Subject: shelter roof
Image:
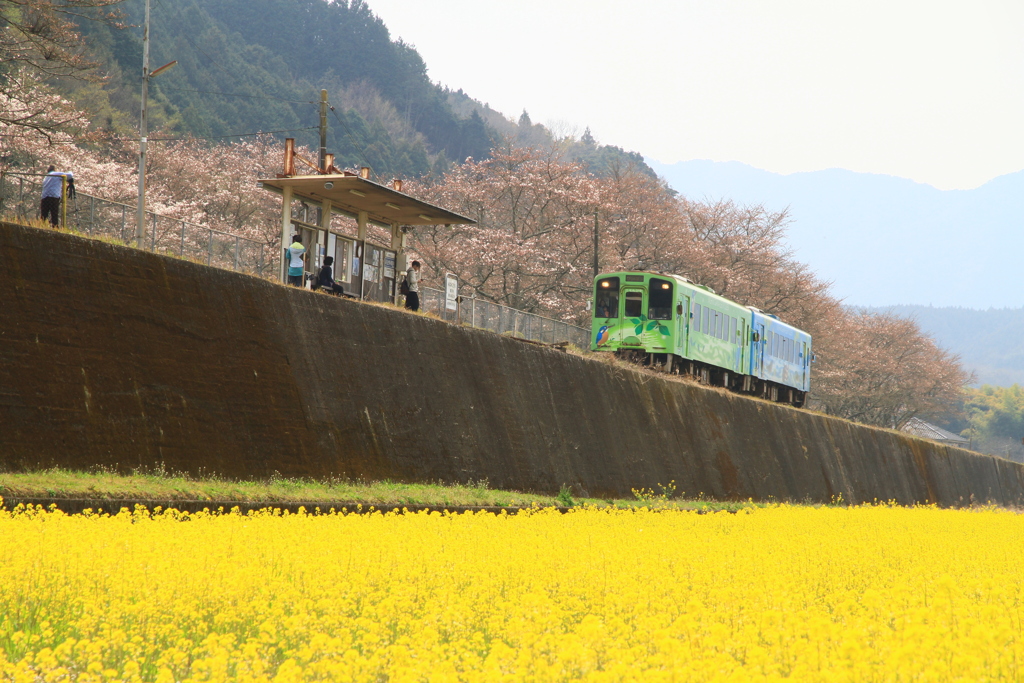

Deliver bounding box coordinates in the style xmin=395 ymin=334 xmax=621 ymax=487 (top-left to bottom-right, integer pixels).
xmin=258 ymin=174 xmax=475 ymax=228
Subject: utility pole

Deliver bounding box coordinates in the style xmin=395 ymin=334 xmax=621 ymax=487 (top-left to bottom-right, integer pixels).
xmin=136 ymin=0 xmax=175 ymax=247
xmin=592 ymin=208 xmax=600 ymax=279
xmin=314 ymin=89 xmax=329 ymax=264
xmin=319 ymin=89 xmax=328 ymax=171
xmin=135 ymin=0 xmax=150 ymax=246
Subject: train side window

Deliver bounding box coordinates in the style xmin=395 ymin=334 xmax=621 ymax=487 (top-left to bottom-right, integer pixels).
xmin=694 ymin=304 xmax=702 ymax=332
xmin=703 ymin=306 xmax=710 ymax=334
xmin=648 ymin=278 xmax=672 ymax=320
xmin=769 ymin=332 xmax=776 ymax=357
xmin=595 ymin=277 xmax=620 ymax=318
xmin=715 ymin=312 xmax=723 ymax=339
xmin=730 ymin=317 xmax=737 ymax=345
xmin=624 ymin=290 xmax=643 ymax=318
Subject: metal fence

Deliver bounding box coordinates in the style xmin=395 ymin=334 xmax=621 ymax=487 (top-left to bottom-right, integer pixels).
xmin=0 ymin=174 xmax=275 ymax=278
xmin=0 ymin=173 xmax=589 ymax=348
xmin=419 ymin=286 xmax=590 ymax=348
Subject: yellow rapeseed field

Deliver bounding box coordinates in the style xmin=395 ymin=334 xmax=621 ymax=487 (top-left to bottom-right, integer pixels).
xmin=2 ymin=503 xmax=1023 ymax=682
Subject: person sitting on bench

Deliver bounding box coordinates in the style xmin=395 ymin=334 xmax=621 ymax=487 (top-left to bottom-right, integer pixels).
xmin=317 ymin=256 xmax=347 ymax=296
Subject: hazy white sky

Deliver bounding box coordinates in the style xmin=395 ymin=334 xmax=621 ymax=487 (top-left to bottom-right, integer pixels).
xmin=365 ymin=0 xmax=1024 ymax=190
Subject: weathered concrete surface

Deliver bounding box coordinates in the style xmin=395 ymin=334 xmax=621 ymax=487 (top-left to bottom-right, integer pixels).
xmin=3 ymin=222 xmax=1023 ymax=505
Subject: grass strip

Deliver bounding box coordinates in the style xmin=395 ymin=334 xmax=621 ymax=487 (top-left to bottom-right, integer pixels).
xmin=0 ymin=468 xmax=756 ymax=512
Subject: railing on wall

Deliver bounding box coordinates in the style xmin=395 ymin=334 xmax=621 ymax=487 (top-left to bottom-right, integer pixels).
xmin=419 ymin=286 xmax=590 ymax=348
xmin=0 ymin=175 xmax=275 ymax=278
xmin=1 ymin=173 xmax=590 ymax=349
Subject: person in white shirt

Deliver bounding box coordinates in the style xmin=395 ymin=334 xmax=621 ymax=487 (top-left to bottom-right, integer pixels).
xmin=40 ymin=165 xmax=74 ymax=227
xmin=285 ymin=235 xmax=305 ymax=286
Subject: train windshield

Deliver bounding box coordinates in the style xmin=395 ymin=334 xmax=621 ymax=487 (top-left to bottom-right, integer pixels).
xmin=595 ymin=277 xmax=620 ymax=318
xmin=649 ymin=278 xmax=672 ymax=320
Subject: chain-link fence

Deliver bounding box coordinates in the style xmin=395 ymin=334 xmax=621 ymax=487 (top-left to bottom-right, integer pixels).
xmin=419 ymin=286 xmax=590 ymax=348
xmin=0 ymin=174 xmax=275 ymax=278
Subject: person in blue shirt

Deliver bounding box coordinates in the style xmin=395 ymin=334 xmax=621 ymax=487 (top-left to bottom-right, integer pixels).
xmin=285 ymin=235 xmax=305 ymax=286
xmin=40 ymin=165 xmax=74 ymax=227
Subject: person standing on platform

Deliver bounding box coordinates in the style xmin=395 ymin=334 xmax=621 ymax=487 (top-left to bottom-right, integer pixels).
xmin=40 ymin=165 xmax=74 ymax=227
xmin=286 ymin=234 xmax=305 ymax=286
xmin=404 ymin=260 xmax=421 ymax=311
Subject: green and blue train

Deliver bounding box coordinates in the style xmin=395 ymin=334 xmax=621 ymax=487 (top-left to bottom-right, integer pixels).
xmin=591 ymin=271 xmax=812 ymax=406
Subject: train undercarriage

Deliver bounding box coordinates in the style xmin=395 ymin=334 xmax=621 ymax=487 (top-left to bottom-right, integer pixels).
xmin=615 ymin=350 xmax=807 ymax=408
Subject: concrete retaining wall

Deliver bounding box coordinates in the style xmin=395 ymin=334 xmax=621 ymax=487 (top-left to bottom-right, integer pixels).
xmin=3 ymin=223 xmax=1023 ymax=505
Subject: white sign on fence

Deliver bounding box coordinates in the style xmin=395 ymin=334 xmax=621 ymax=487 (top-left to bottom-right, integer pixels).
xmin=445 ymin=273 xmax=459 ymax=311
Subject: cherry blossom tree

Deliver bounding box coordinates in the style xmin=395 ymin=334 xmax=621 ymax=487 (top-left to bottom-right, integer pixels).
xmin=1 ymin=0 xmax=125 ymax=139
xmin=808 ymin=309 xmax=971 ymax=428
xmin=410 ymin=141 xmax=600 ymax=320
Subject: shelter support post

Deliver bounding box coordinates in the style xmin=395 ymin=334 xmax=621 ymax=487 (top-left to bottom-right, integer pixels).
xmin=356 ymin=211 xmax=368 ymax=300
xmin=279 ymin=185 xmax=293 ymax=283
xmin=357 ymin=211 xmax=367 ymax=242
xmin=319 ymin=198 xmax=332 ymax=274
xmin=391 ymin=222 xmax=407 ymax=304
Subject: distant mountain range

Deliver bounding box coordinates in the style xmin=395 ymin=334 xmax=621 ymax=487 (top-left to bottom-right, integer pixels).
xmin=647 ymin=159 xmax=1024 ymax=309
xmin=860 ymin=305 xmax=1024 ymax=388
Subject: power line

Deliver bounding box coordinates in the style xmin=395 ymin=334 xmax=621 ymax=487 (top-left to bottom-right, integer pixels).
xmin=148 ymin=126 xmax=318 ymax=141
xmin=157 ymin=86 xmax=315 ymax=105
xmin=2 ymin=126 xmax=317 ymax=144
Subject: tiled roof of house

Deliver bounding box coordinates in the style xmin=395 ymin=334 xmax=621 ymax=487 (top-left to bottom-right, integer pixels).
xmin=901 ymin=417 xmax=969 ymax=445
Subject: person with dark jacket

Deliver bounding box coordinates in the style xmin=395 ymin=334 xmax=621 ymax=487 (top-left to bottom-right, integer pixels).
xmin=317 ymin=256 xmax=346 ymax=296
xmin=404 ymin=260 xmax=421 ymax=311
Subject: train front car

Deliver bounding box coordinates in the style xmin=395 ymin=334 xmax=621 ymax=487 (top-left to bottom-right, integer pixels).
xmin=748 ymin=309 xmax=812 ymax=406
xmin=591 ymin=272 xmax=813 ymax=407
xmin=590 ymin=271 xmax=750 ymax=386
xmin=592 ymin=272 xmax=678 ymax=368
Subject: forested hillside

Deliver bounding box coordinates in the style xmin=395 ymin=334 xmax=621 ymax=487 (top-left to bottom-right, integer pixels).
xmin=67 ymin=0 xmax=652 ymax=181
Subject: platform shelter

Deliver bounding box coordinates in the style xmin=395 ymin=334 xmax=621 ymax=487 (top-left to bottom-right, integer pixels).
xmin=259 ymin=167 xmax=474 ymax=303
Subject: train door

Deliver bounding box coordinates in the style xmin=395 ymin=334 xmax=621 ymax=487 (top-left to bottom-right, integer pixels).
xmin=738 ymin=319 xmax=747 ymax=374
xmin=753 ymin=322 xmax=765 ymax=377
xmin=678 ymin=295 xmax=690 ymax=356
xmin=621 ymin=287 xmax=645 ymax=345
xmin=801 ymin=341 xmax=810 ymax=389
